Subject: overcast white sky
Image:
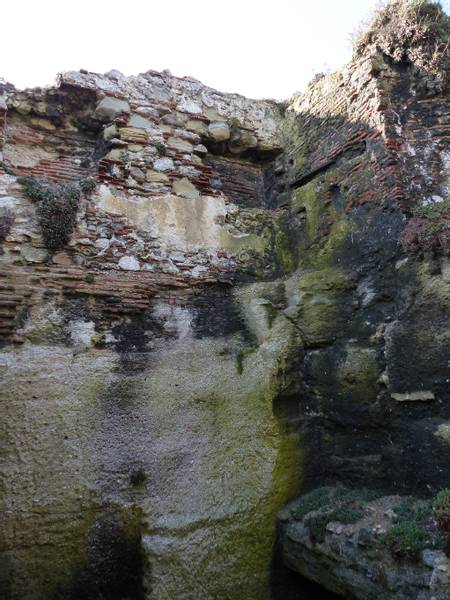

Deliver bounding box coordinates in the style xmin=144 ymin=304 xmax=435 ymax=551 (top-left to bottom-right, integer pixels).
xmin=3 ymin=0 xmax=450 ymax=99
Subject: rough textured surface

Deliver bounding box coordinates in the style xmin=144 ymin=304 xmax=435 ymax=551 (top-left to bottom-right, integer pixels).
xmin=2 ymin=2 xmax=450 ymax=598
xmin=0 ymin=70 xmax=301 ymax=600
xmin=274 ymin=2 xmax=450 ymax=596
xmin=280 ymin=493 xmax=450 ymax=599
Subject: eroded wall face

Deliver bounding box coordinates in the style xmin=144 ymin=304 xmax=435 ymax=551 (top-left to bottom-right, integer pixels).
xmin=0 ymin=71 xmax=301 ymax=600
xmin=277 ymin=49 xmax=450 ymax=495
xmin=269 ymin=35 xmax=450 ymax=599
xmin=2 ymin=26 xmax=450 ymax=600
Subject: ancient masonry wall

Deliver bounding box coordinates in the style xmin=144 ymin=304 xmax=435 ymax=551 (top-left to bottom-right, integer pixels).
xmin=1 ymin=15 xmax=450 ymax=600
xmin=0 ymin=69 xmax=301 ymax=600
xmin=0 ymin=69 xmax=283 ymax=344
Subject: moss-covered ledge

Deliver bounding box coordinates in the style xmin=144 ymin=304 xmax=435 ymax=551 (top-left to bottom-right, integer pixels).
xmin=278 ymin=487 xmax=450 ymax=599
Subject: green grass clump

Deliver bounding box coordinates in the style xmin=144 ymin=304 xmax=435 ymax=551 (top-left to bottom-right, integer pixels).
xmin=433 ymin=489 xmax=450 ymax=533
xmin=354 ymin=0 xmax=450 ymax=81
xmin=433 ymin=489 xmax=450 ymax=554
xmin=291 ymin=486 xmax=338 ymax=520
xmin=402 ymin=199 xmax=450 ymax=255
xmin=304 ymin=512 xmax=332 ymax=542
xmin=79 ymin=178 xmax=97 ymax=194
xmin=292 ymin=486 xmax=380 ymax=521
xmin=293 ymin=486 xmax=380 ymax=542
xmin=340 ymin=488 xmax=381 ymax=504
xmin=295 ymin=487 xmax=450 ymax=558
xmin=18 ymin=176 xmax=95 ymax=250
xmin=384 ymin=496 xmax=444 ymax=560
xmin=413 ymin=199 xmax=450 ymax=219
xmin=384 ymin=521 xmax=442 ymax=560
xmin=393 ymin=498 xmax=432 ymax=524
xmin=305 ymin=505 xmax=365 ymax=542
xmin=329 ymin=505 xmax=365 ymax=525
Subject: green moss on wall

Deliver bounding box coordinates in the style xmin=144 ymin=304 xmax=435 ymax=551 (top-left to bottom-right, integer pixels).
xmin=292 ymin=183 xmax=318 ymax=241
xmin=274 ymin=222 xmax=298 ymax=274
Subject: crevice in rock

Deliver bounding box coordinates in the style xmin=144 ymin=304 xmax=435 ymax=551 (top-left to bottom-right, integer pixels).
xmin=290 ymin=141 xmax=367 ymax=189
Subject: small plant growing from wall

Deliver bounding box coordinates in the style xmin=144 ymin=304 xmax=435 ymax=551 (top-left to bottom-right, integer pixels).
xmin=295 ymin=486 xmax=380 ymax=542
xmin=402 ymin=199 xmax=450 ymax=255
xmin=383 ymin=498 xmax=439 ymax=560
xmin=433 ymin=488 xmax=450 ymax=552
xmin=353 ymin=0 xmax=450 ymax=84
xmin=155 ymin=143 xmax=166 ymax=156
xmin=18 ymin=176 xmax=96 ymax=250
xmin=80 ymin=177 xmax=97 ymax=194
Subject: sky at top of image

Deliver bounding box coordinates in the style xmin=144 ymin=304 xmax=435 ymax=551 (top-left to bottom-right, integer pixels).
xmin=3 ymin=0 xmax=450 ymax=100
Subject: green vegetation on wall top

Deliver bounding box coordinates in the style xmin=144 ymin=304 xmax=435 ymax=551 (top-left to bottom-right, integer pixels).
xmin=292 ymin=486 xmax=450 ymax=560
xmin=354 ymin=0 xmax=450 ymax=81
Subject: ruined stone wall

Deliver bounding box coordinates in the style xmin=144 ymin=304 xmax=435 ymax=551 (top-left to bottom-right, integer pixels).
xmin=0 ymin=70 xmax=301 ymax=600
xmin=273 ymin=3 xmax=450 ymax=596
xmin=275 ymin=33 xmax=450 ymax=497
xmin=2 ymin=4 xmax=450 ymax=599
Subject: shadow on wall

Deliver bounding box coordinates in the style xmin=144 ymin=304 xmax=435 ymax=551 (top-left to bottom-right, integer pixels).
xmin=269 ymin=53 xmax=450 ymax=499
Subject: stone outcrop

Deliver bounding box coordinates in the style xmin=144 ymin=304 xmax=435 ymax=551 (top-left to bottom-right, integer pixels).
xmin=1 ymin=1 xmax=450 ymax=599
xmin=280 ymin=492 xmax=450 ymax=599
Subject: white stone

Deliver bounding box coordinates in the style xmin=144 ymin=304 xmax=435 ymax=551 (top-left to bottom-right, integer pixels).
xmin=153 ymin=157 xmax=174 ymax=172
xmin=176 ymin=97 xmax=202 ymax=114
xmin=208 ymin=121 xmax=230 ymax=142
xmin=146 ymin=170 xmax=170 ymax=183
xmin=178 ymin=165 xmax=200 ymax=178
xmin=190 ymin=265 xmax=208 ymax=278
xmin=395 ymin=257 xmax=409 ymax=270
xmin=20 ymin=244 xmax=48 ymax=263
xmin=0 ymin=174 xmax=17 ymax=186
xmin=67 ymin=319 xmax=96 ymax=348
xmin=135 ymin=106 xmax=159 ymax=119
xmin=0 ymin=196 xmax=17 ymax=208
xmin=194 ymin=144 xmax=208 ymax=156
xmin=103 ymin=124 xmax=118 ymax=140
xmin=434 ymin=423 xmax=450 ymax=444
xmin=153 ymin=303 xmax=192 ymax=340
xmin=94 ymin=238 xmax=110 ymax=250
xmin=167 ymin=137 xmax=194 ymax=153
xmin=391 ymin=391 xmax=435 ymax=401
xmin=160 ymin=261 xmax=179 ymax=274
xmin=94 ymin=97 xmax=130 ymax=122
xmin=105 ymin=69 xmax=125 ymax=80
xmin=118 ymin=255 xmax=140 ymax=271
xmin=186 ymin=119 xmax=208 ymax=134
xmin=128 ymin=113 xmax=159 ymax=133
xmin=172 ymin=177 xmax=200 ymax=200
